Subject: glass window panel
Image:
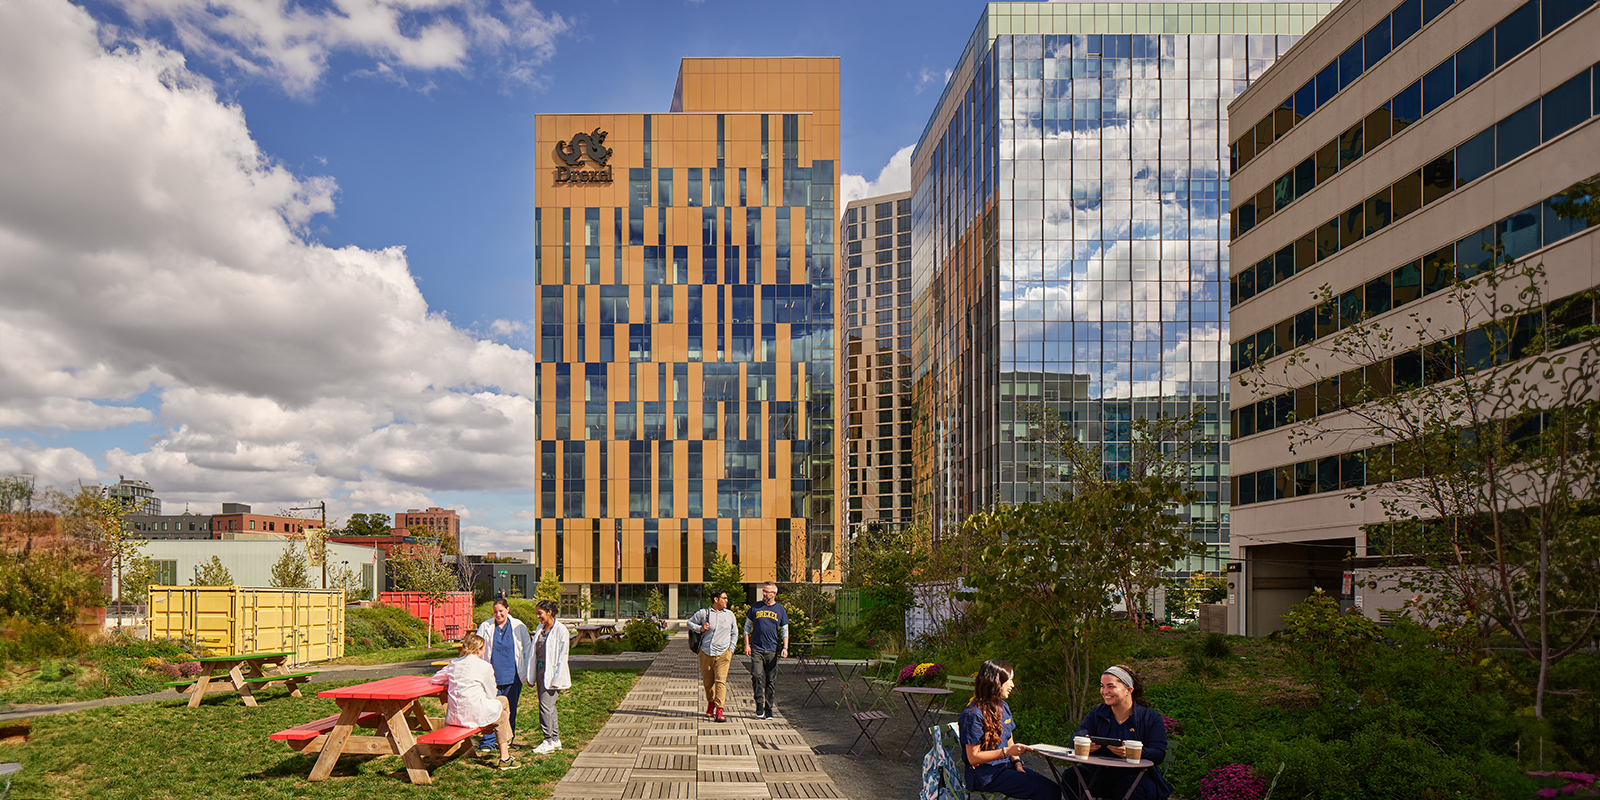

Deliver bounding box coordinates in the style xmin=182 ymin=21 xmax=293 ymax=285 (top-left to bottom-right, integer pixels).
xmin=1544 ymin=0 xmax=1596 ymax=35
xmin=1423 ymin=247 xmax=1455 ymax=294
xmin=1498 ymin=205 xmax=1541 ymax=262
xmin=1342 ymin=204 xmax=1365 ymax=247
xmin=1315 ymin=62 xmax=1339 ymax=108
xmin=1495 ymin=1 xmax=1539 ymax=68
xmin=1339 ymin=42 xmax=1364 ymax=91
xmin=1496 ymin=100 xmax=1541 ymax=166
xmin=1316 ymin=140 xmax=1339 ymax=184
xmin=1544 ymin=182 xmax=1595 ymax=244
xmin=1542 ymin=71 xmax=1592 ymax=143
xmin=1273 ymin=173 xmax=1293 ymax=212
xmin=1295 ymin=234 xmax=1316 ymax=274
xmin=1421 ymin=152 xmax=1455 ymax=204
xmin=1393 ymin=348 xmax=1423 ymax=388
xmin=1392 ymin=171 xmax=1423 ymax=219
xmin=1393 ymin=260 xmax=1422 ymax=305
xmin=1390 ymin=82 xmax=1422 ymax=134
xmin=1366 ymin=274 xmax=1393 ymax=316
xmin=1364 ymin=107 xmax=1392 ymax=150
xmin=1366 ymin=189 xmax=1392 ymax=235
xmin=1422 ymin=57 xmax=1455 ymax=115
xmin=1295 ymin=308 xmax=1316 ymax=347
xmin=1275 ymin=245 xmax=1295 ymax=284
xmin=1456 ymin=128 xmax=1495 ymax=184
xmin=1294 ymin=80 xmax=1315 ymax=121
xmin=1339 ymin=288 xmax=1364 ymax=329
xmin=1338 ymin=123 xmax=1364 ymax=168
xmin=1365 ymin=17 xmax=1392 ymax=69
xmin=1459 ymin=227 xmax=1491 ymax=280
xmin=1456 ymin=30 xmax=1494 ymax=92
xmin=1422 ymin=0 xmax=1453 ymax=25
xmin=1316 ymin=218 xmax=1340 ymax=261
xmin=1295 ymin=461 xmax=1317 ymax=495
xmin=1294 ymin=157 xmax=1316 ymax=201
xmin=1392 ymin=0 xmax=1423 ymax=45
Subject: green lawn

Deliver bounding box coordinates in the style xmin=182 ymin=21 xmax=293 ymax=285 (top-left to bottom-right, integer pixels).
xmin=327 ymin=647 xmax=461 ymax=666
xmin=0 ymin=668 xmax=640 ymax=799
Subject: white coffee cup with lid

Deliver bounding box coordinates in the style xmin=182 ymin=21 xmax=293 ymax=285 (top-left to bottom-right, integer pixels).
xmin=1072 ymin=736 xmax=1090 ymax=758
xmin=1123 ymin=739 xmax=1143 ymax=762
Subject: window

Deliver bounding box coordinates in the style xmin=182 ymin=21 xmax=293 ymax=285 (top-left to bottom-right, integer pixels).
xmin=1543 ymin=71 xmax=1592 ymax=143
xmin=1456 ymin=128 xmax=1495 ymax=184
xmin=1496 ymin=99 xmax=1541 ymax=166
xmin=1495 ymin=0 xmax=1539 ymax=69
xmin=1422 ymin=57 xmax=1455 ymax=115
xmin=1456 ymin=30 xmax=1494 ymax=91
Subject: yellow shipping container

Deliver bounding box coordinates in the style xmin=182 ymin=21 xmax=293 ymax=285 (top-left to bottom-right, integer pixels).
xmin=146 ymin=587 xmax=345 ymax=666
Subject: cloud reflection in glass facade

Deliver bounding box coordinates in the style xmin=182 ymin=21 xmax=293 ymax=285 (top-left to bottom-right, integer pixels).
xmin=911 ymin=3 xmax=1333 ymax=566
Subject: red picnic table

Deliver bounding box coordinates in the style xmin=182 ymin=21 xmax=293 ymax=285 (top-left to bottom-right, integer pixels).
xmin=269 ymin=674 xmax=490 ymax=785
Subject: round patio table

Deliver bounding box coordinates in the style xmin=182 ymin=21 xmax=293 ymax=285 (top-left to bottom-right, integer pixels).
xmin=1029 ymin=743 xmax=1154 ymax=800
xmin=892 ymin=686 xmax=952 ymax=756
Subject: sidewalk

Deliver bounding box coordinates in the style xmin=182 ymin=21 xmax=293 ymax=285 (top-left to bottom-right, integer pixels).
xmin=548 ymin=643 xmax=850 ymax=800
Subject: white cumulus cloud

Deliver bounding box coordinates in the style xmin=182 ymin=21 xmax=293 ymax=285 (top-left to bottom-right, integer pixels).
xmin=0 ymin=0 xmax=535 ymax=543
xmin=841 ymin=144 xmax=913 ymax=212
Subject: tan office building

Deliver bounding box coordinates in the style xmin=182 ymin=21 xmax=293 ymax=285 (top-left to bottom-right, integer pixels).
xmin=838 ymin=191 xmax=915 ymax=535
xmin=1226 ymin=0 xmax=1599 ymax=634
xmin=533 ymin=58 xmax=842 ymax=617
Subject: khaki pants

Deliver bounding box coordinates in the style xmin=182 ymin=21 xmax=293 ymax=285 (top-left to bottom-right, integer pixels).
xmin=493 ymin=695 xmax=513 ymax=746
xmin=698 ymin=649 xmax=732 ymax=709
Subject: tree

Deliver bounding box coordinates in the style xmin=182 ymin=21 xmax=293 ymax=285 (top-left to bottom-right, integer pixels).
xmin=268 ymin=542 xmax=310 ymax=588
xmin=390 ymin=545 xmax=456 ymax=646
xmin=1166 ymin=570 xmax=1227 ymax=620
xmin=1238 ymin=230 xmax=1600 ymax=718
xmin=961 ymin=500 xmax=1123 ymax=722
xmin=0 ymin=482 xmax=104 ymax=625
xmin=647 ymin=586 xmax=665 ymax=619
xmin=534 ymin=570 xmax=562 ymax=603
xmin=1020 ymin=403 xmax=1208 ymax=629
xmin=119 ymin=555 xmax=162 ymax=604
xmin=706 ymin=550 xmax=747 ymax=619
xmin=844 ymin=523 xmax=928 ymax=640
xmin=327 ymin=559 xmax=366 ymax=600
xmin=191 ymin=556 xmax=233 ymax=586
xmin=53 ymin=484 xmax=145 ymax=624
xmin=340 ymin=512 xmax=392 ymax=537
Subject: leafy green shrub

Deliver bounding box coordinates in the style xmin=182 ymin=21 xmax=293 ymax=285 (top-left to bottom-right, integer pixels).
xmin=594 ymin=638 xmax=621 ymax=655
xmin=1278 ymin=588 xmax=1381 ymax=671
xmin=472 ymin=598 xmax=540 ymax=627
xmin=622 ymin=618 xmax=667 ymax=652
xmin=0 ymin=619 xmax=86 ymax=664
xmin=346 ymin=606 xmax=432 ymax=653
xmin=788 ymin=611 xmax=816 ymax=647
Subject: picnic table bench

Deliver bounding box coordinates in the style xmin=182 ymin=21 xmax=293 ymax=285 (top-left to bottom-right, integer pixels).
xmin=572 ymin=623 xmax=619 ymax=645
xmin=165 ymin=651 xmax=318 ymax=708
xmin=270 ymin=674 xmax=487 ymax=785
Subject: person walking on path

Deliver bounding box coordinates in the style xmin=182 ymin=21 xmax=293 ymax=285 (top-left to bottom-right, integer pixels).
xmin=743 ymin=581 xmax=789 ymax=720
xmin=688 ymin=588 xmax=737 ymax=722
xmin=431 ymin=632 xmax=519 ymax=771
xmin=475 ymin=598 xmax=530 ymax=753
xmin=526 ymin=599 xmax=572 ymax=754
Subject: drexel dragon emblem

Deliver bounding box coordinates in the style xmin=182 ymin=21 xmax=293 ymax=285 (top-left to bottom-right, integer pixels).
xmin=554 ymin=128 xmax=612 ymax=167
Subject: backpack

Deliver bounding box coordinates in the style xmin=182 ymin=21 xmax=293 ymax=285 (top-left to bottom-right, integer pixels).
xmin=688 ymin=608 xmax=705 ymax=653
xmin=920 ymin=722 xmax=962 ymax=800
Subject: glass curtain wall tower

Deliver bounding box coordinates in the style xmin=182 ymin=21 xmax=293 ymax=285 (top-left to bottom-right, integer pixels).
xmin=911 ymin=2 xmax=1333 ymax=566
xmin=534 ymin=58 xmax=841 ymax=617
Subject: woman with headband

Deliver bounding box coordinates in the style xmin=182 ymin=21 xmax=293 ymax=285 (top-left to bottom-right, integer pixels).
xmin=1063 ymin=664 xmax=1172 ymax=800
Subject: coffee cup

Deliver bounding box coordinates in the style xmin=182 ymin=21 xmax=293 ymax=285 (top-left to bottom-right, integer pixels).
xmin=1124 ymin=740 xmax=1143 ymax=762
xmin=1072 ymin=736 xmax=1090 ymax=758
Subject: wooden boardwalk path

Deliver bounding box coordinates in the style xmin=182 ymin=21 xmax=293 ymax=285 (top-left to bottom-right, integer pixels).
xmin=550 ymin=644 xmax=852 ymax=800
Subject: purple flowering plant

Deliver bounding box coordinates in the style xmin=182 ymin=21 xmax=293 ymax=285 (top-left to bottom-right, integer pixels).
xmin=1162 ymin=714 xmax=1183 ymax=736
xmin=1528 ymin=771 xmax=1598 ymax=798
xmin=1197 ymin=763 xmax=1266 ymax=800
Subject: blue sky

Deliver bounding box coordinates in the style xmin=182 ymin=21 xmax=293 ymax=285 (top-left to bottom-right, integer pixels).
xmin=0 ymin=0 xmax=980 ymax=552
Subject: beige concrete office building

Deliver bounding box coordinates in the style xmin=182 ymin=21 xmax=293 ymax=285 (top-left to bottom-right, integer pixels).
xmin=1226 ymin=0 xmax=1600 ymax=634
xmin=838 ymin=191 xmax=914 ymax=536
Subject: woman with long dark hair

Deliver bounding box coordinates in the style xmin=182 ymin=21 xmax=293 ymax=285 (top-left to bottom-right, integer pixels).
xmin=1064 ymin=664 xmax=1172 ymax=800
xmin=956 ymin=659 xmax=1060 ymax=800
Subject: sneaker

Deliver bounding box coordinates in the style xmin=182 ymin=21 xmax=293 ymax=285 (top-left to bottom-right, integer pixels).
xmin=532 ymin=739 xmax=557 ymax=755
xmin=476 ymin=744 xmax=494 ymax=756
xmin=715 ymin=708 xmax=725 ymax=723
xmin=754 ymin=707 xmax=766 ymax=719
xmin=548 ymin=738 xmax=562 ymax=751
xmin=498 ymin=756 xmax=521 ymax=771
xmin=762 ymin=710 xmax=775 ymax=720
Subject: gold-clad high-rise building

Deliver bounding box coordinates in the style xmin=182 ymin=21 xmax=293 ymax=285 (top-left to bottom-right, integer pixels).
xmin=534 ymin=58 xmax=841 ymax=617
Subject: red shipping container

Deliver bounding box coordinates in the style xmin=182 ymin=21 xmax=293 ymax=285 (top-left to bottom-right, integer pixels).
xmin=378 ymin=591 xmax=473 ymax=640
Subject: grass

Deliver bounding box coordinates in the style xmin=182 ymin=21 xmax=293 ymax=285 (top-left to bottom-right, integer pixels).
xmin=0 ymin=667 xmax=640 ymax=799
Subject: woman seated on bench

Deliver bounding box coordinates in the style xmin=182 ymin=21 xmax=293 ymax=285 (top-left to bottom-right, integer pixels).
xmin=431 ymin=632 xmax=520 ymax=771
xmin=958 ymin=659 xmax=1059 ymax=800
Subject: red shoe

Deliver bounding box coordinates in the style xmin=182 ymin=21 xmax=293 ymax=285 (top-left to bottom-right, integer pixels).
xmin=715 ymin=708 xmax=725 ymax=723
xmin=705 ymin=701 xmax=714 ymax=718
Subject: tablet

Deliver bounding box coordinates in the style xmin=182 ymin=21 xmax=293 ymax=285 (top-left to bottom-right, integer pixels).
xmin=1088 ymin=736 xmax=1123 ymax=748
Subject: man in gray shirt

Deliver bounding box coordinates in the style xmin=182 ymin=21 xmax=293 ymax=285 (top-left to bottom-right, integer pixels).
xmin=688 ymin=588 xmax=737 ymax=722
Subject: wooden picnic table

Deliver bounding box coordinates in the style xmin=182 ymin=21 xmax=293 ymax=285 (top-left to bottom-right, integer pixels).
xmin=170 ymin=651 xmax=316 ymax=708
xmin=289 ymin=675 xmax=459 ymax=785
xmin=572 ymin=623 xmax=619 ymax=645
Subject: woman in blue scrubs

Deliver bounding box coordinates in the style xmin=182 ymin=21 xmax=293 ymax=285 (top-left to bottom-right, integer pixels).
xmin=956 ymin=659 xmax=1060 ymax=800
xmin=1064 ymin=664 xmax=1172 ymax=800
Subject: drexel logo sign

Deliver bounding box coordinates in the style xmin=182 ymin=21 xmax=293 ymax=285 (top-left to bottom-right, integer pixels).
xmin=552 ymin=128 xmax=613 ymax=184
